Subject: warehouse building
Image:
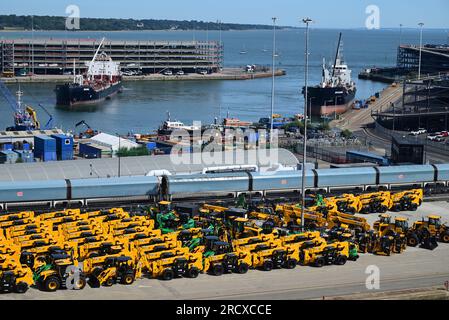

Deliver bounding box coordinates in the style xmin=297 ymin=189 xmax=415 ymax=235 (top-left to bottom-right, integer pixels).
xmin=0 ymin=148 xmax=299 ymax=182
xmin=0 ymin=38 xmax=223 ymax=76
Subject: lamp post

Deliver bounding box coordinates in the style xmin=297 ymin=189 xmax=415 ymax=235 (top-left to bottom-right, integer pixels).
xmin=31 ymin=15 xmax=34 ymax=75
xmin=301 ymin=17 xmax=312 ymax=231
xmin=270 ymin=17 xmax=277 ymax=144
xmin=418 ymin=22 xmax=424 ymax=80
xmin=116 ymin=133 xmax=121 ymax=177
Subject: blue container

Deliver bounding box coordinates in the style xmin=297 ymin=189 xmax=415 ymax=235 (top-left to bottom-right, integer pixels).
xmin=146 ymin=142 xmax=157 ymax=151
xmin=51 ymin=134 xmax=74 ymax=161
xmin=34 ymin=135 xmax=57 ymax=162
xmin=79 ymin=143 xmax=102 ymax=159
xmin=14 ymin=150 xmax=34 ymax=163
xmin=3 ymin=144 xmax=13 ymax=151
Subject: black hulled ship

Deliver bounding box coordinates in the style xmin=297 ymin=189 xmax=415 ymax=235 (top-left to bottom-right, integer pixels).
xmin=55 ymin=38 xmax=122 ymax=106
xmin=303 ymin=33 xmax=356 ymax=118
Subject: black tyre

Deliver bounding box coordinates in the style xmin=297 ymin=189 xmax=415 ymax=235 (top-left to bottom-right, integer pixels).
xmin=73 ymin=276 xmax=87 ymax=290
xmin=186 ymin=267 xmax=199 ymax=279
xmin=44 ymin=276 xmax=60 ymax=292
xmin=14 ymin=282 xmax=29 ymax=294
xmin=211 ymin=264 xmax=224 ymax=276
xmin=440 ymin=231 xmax=449 ymax=243
xmin=161 ymin=269 xmax=174 ymax=281
xmin=121 ymin=273 xmax=135 ymax=285
xmin=103 ymin=278 xmax=115 ymax=287
xmin=335 ymin=255 xmax=347 ymax=266
xmin=411 ymin=204 xmax=418 ymax=212
xmin=407 ymin=233 xmax=419 ymax=247
xmin=314 ymin=257 xmax=325 ymax=268
xmin=262 ymin=260 xmax=274 ymax=272
xmin=236 ymin=263 xmax=249 ymax=274
xmin=88 ymin=252 xmax=100 ymax=258
xmin=285 ymin=259 xmax=297 ymax=270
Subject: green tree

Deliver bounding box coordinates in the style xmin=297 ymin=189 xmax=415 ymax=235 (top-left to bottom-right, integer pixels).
xmin=341 ymin=129 xmax=353 ymax=139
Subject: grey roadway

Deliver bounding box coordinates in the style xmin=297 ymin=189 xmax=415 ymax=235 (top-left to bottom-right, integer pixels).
xmin=2 ymin=202 xmax=449 ymax=300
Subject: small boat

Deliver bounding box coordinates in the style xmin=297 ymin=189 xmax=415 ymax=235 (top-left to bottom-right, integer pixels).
xmin=240 ymin=45 xmax=248 ymax=55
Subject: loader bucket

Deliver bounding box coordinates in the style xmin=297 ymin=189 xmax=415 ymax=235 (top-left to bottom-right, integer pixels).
xmin=420 ymin=237 xmax=439 ymax=250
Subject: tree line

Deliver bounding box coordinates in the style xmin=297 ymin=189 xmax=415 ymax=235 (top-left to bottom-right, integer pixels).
xmin=0 ymin=15 xmax=292 ymax=31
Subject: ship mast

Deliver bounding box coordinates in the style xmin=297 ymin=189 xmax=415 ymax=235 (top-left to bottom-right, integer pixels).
xmin=331 ymin=32 xmax=342 ymax=77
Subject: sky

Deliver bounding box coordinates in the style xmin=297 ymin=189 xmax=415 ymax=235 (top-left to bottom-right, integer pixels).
xmin=1 ymin=0 xmax=448 ymax=29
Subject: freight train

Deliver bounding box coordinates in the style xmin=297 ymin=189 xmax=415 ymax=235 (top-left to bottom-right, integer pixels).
xmin=1 ymin=164 xmax=449 ymax=209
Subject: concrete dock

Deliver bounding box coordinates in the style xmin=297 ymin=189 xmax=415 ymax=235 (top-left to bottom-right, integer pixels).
xmin=0 ymin=68 xmax=286 ymax=83
xmin=2 ymin=201 xmax=449 ymax=300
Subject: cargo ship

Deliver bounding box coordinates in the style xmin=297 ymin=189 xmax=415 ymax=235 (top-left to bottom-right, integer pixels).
xmin=303 ymin=33 xmax=356 ymax=118
xmin=55 ymin=38 xmax=122 ymax=106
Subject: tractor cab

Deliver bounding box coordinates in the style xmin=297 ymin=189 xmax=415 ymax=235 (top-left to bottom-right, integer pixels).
xmin=104 ymin=256 xmax=132 ymax=269
xmin=158 ymin=201 xmax=172 ymax=213
xmin=394 ymin=217 xmax=409 ymax=232
xmin=378 ymin=214 xmax=391 ymax=225
xmin=428 ymin=216 xmax=442 ymax=228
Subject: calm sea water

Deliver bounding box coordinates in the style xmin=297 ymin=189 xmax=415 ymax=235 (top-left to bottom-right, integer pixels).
xmin=1 ymin=29 xmax=448 ymax=134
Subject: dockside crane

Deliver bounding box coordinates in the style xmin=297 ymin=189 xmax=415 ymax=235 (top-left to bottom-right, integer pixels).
xmin=0 ymin=79 xmax=53 ymax=131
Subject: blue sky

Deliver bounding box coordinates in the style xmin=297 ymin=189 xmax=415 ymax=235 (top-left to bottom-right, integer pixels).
xmin=1 ymin=0 xmax=448 ymax=29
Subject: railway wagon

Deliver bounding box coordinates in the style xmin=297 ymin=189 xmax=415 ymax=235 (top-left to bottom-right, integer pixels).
xmin=161 ymin=172 xmax=250 ymax=198
xmin=314 ymin=167 xmax=378 ymax=191
xmin=377 ymin=165 xmax=436 ymax=187
xmin=251 ymin=170 xmax=315 ymax=194
xmin=70 ymin=176 xmax=160 ymax=200
xmin=0 ymin=180 xmax=67 ymax=203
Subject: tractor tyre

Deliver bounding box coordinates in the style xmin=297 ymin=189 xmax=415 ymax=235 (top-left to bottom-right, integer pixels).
xmin=74 ymin=276 xmax=87 ymax=290
xmin=236 ymin=263 xmax=249 ymax=274
xmin=186 ymin=267 xmax=199 ymax=279
xmin=88 ymin=252 xmax=100 ymax=258
xmin=43 ymin=276 xmax=61 ymax=292
xmin=262 ymin=260 xmax=274 ymax=272
xmin=211 ymin=264 xmax=224 ymax=276
xmin=285 ymin=259 xmax=298 ymax=270
xmin=411 ymin=204 xmax=418 ymax=212
xmin=103 ymin=278 xmax=115 ymax=287
xmin=314 ymin=257 xmax=325 ymax=268
xmin=121 ymin=273 xmax=135 ymax=285
xmin=161 ymin=269 xmax=175 ymax=281
xmin=407 ymin=233 xmax=419 ymax=247
xmin=335 ymin=255 xmax=347 ymax=266
xmin=440 ymin=231 xmax=449 ymax=243
xmin=14 ymin=282 xmax=29 ymax=294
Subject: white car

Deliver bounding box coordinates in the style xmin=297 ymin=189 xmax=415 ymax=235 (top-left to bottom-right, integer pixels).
xmin=410 ymin=128 xmax=427 ymax=136
xmin=163 ymin=70 xmax=173 ymax=76
xmin=176 ymin=70 xmax=185 ymax=76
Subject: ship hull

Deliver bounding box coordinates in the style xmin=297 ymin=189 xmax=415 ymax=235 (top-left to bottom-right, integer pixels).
xmin=55 ymin=81 xmax=122 ymax=106
xmin=304 ymin=86 xmax=356 ymax=117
